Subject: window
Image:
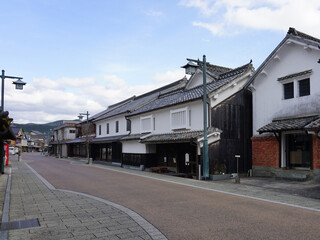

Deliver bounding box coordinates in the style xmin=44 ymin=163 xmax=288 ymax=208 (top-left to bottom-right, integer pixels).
xmin=126 ymin=119 xmax=131 ymax=131
xmin=140 ymin=115 xmax=153 ymax=133
xmin=153 ymin=117 xmax=156 ymax=131
xmin=299 ymin=78 xmax=310 ymax=97
xmin=106 ymin=123 xmax=109 ymax=134
xmin=278 ymin=69 xmax=312 ymax=100
xmin=283 ymin=82 xmax=294 ymax=99
xmin=116 ymin=121 xmax=119 ymax=133
xmin=99 ymin=125 xmax=101 ymax=135
xmin=69 ymin=130 xmax=75 ymax=134
xmin=170 ymin=107 xmax=189 ymax=130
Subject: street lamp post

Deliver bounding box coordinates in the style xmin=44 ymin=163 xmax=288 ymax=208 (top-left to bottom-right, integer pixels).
xmin=78 ymin=111 xmax=91 ymax=164
xmin=0 ymin=70 xmax=26 ymax=174
xmin=185 ymin=56 xmax=209 ymax=180
xmin=1 ymin=70 xmax=26 ymax=112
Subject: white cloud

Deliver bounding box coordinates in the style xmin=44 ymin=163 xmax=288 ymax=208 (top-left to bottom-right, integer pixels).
xmin=179 ymin=0 xmax=217 ymax=16
xmin=152 ymin=69 xmax=186 ymax=85
xmin=32 ymin=77 xmax=61 ymax=90
xmin=57 ymin=77 xmax=96 ymax=89
xmin=145 ymin=10 xmax=164 ymax=17
xmin=180 ymin=0 xmax=320 ymax=36
xmin=6 ymin=70 xmax=187 ymax=124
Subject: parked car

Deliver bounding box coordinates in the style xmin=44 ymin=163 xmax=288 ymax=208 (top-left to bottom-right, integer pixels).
xmin=9 ymin=147 xmax=15 ymax=155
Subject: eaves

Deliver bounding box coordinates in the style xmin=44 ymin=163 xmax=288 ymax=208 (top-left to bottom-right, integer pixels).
xmin=243 ymin=35 xmax=290 ymax=89
xmin=208 ymin=70 xmax=253 ymax=99
xmin=126 ymin=98 xmax=202 ymax=118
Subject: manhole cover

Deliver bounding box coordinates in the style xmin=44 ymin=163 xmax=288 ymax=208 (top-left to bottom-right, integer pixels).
xmin=0 ymin=218 xmax=40 ymax=231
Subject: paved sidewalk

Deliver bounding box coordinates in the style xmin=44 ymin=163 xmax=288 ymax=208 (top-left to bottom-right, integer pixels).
xmin=0 ymin=171 xmax=8 ymax=223
xmin=1 ymin=157 xmax=167 ymax=240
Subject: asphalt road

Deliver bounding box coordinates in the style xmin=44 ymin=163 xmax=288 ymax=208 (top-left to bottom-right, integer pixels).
xmin=25 ymin=153 xmax=320 ymax=240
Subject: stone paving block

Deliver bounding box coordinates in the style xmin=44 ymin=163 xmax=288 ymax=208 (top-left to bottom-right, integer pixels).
xmin=98 ymin=220 xmax=121 ymax=227
xmin=74 ymin=233 xmax=98 ymax=240
xmin=129 ymin=226 xmax=146 ymax=232
xmin=117 ymin=232 xmax=147 ymax=239
xmin=139 ymin=234 xmax=153 ymax=240
xmin=95 ymin=236 xmax=120 ymax=240
xmin=5 ymin=159 xmax=167 ymax=240
xmin=108 ymin=222 xmax=140 ymax=231
xmin=68 ymin=226 xmax=92 ymax=235
xmin=125 ymin=237 xmax=149 ymax=240
xmin=85 ymin=223 xmax=107 ymax=231
xmin=92 ymin=229 xmax=121 ymax=238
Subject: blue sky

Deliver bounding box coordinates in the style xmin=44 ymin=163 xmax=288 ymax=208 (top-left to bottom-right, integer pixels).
xmin=1 ymin=0 xmax=320 ymax=123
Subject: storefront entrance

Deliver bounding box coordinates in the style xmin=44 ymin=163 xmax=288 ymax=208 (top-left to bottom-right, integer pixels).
xmin=92 ymin=142 xmax=122 ymax=163
xmin=285 ymin=133 xmax=312 ymax=169
xmin=156 ymin=143 xmax=197 ymax=176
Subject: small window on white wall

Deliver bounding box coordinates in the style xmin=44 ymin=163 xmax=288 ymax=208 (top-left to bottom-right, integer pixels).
xmin=171 ymin=107 xmax=190 ymax=130
xmin=140 ymin=115 xmax=153 ymax=133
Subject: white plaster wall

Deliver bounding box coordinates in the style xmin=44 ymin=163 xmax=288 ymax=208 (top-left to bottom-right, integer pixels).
xmin=57 ymin=129 xmax=63 ymax=141
xmin=186 ymin=72 xmax=214 ymax=90
xmin=252 ymin=42 xmax=320 ymax=136
xmin=95 ymin=114 xmax=129 ymax=138
xmin=64 ymin=127 xmax=76 ymax=140
xmin=210 ymin=75 xmax=251 ymax=108
xmin=62 ymin=144 xmax=68 ymax=157
xmin=122 ymin=140 xmax=147 ymax=153
xmin=130 ymin=100 xmax=204 ymax=135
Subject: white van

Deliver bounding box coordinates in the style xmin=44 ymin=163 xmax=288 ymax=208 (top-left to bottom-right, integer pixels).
xmin=9 ymin=147 xmax=15 ymax=155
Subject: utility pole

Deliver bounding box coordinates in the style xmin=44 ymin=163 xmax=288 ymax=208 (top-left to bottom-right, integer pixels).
xmin=186 ymin=55 xmax=209 ymax=179
xmin=78 ymin=111 xmax=91 ymax=164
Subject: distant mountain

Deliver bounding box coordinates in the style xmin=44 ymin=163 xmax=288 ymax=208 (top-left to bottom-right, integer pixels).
xmin=12 ymin=120 xmax=64 ymax=133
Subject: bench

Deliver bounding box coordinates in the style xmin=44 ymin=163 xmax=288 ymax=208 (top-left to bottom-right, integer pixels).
xmin=150 ymin=167 xmax=168 ymax=174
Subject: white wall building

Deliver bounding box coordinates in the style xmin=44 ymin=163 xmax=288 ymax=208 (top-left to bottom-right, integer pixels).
xmin=244 ymin=28 xmax=320 ymax=180
xmin=90 ymin=79 xmax=188 ymax=164
xmin=51 ymin=120 xmax=79 ymax=158
xmin=122 ymin=61 xmax=253 ymax=176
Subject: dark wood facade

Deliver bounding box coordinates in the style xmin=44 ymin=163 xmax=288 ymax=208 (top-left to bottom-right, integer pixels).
xmin=91 ymin=142 xmax=122 ymax=163
xmin=156 ymin=143 xmax=197 ymax=175
xmin=122 ymin=143 xmax=197 ymax=176
xmin=210 ymin=89 xmax=252 ymax=174
xmin=122 ymin=153 xmax=157 ymax=168
xmin=68 ymin=143 xmax=86 ymax=158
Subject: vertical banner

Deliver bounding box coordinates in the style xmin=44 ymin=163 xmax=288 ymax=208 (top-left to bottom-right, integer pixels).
xmin=4 ymin=144 xmax=9 ymax=165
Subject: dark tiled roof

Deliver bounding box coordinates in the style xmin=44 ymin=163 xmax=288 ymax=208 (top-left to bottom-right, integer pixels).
xmin=305 ymin=117 xmax=320 ymax=130
xmin=258 ymin=116 xmax=319 ymax=133
xmin=244 ymin=27 xmax=320 ymax=89
xmin=205 ymin=63 xmax=232 ymax=76
xmin=94 ymin=78 xmax=187 ymax=121
xmin=128 ymin=62 xmax=252 ymax=116
xmin=91 ymin=135 xmax=127 ymax=143
xmin=89 ymin=96 xmax=135 ymax=121
xmin=140 ymin=128 xmax=221 ymax=143
xmin=66 ymin=138 xmax=86 ymax=144
xmin=183 ymin=60 xmax=232 ymax=77
xmin=121 ymin=133 xmax=149 ymax=141
xmin=277 ymin=69 xmax=312 ymax=81
xmin=94 ymin=92 xmax=159 ymax=121
xmin=288 ymin=27 xmax=320 ymax=44
xmin=11 ymin=127 xmax=22 ymax=136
